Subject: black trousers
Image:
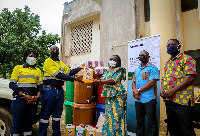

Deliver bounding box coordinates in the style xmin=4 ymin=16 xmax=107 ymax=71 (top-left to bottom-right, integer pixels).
xmin=165 ymin=100 xmax=196 ymax=136
xmin=135 ymin=99 xmax=157 ymax=136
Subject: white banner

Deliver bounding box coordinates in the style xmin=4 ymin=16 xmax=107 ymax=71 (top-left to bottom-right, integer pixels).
xmin=199 ymin=0 xmax=200 ymax=20
xmin=128 ymin=35 xmax=160 ymax=72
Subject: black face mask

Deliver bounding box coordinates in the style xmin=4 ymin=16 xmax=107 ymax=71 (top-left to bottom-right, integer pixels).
xmin=139 ymin=56 xmax=148 ymax=64
xmin=51 ymin=50 xmax=59 ymax=58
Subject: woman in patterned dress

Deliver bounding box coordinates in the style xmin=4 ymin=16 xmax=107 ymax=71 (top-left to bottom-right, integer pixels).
xmin=93 ymin=55 xmax=127 ymax=136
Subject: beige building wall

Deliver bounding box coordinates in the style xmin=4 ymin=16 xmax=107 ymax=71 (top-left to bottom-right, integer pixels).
xmin=140 ymin=0 xmax=145 ymax=37
xmin=100 ymin=0 xmax=136 ymax=69
xmin=175 ymin=0 xmax=184 ymax=50
xmin=149 ymin=0 xmax=177 ymax=133
xmin=64 ymin=14 xmax=100 ymax=66
xmin=139 ymin=0 xmax=151 ymax=38
xmin=61 ymin=0 xmax=101 ymax=66
xmin=182 ymin=9 xmax=200 ymax=51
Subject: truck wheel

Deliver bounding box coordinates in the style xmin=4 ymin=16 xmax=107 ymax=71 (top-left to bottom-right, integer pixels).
xmin=0 ymin=107 xmax=12 ymax=136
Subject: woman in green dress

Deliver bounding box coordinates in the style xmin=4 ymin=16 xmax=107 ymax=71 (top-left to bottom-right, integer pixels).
xmin=93 ymin=55 xmax=127 ymax=136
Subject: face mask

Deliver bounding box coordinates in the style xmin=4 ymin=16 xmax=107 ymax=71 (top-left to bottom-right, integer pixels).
xmin=51 ymin=50 xmax=59 ymax=58
xmin=26 ymin=57 xmax=37 ymax=65
xmin=109 ymin=60 xmax=117 ymax=68
xmin=167 ymin=45 xmax=179 ymax=55
xmin=139 ymin=56 xmax=148 ymax=64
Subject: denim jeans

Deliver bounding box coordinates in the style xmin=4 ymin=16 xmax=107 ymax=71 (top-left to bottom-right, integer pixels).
xmin=135 ymin=99 xmax=157 ymax=136
xmin=165 ymin=100 xmax=196 ymax=136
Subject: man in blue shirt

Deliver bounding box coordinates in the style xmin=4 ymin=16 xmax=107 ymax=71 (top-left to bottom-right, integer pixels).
xmin=132 ymin=50 xmax=159 ymax=136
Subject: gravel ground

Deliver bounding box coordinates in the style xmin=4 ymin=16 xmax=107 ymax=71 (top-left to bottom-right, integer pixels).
xmin=32 ymin=106 xmax=66 ymax=136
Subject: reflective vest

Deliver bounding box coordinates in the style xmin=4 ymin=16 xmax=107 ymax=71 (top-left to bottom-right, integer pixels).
xmin=10 ymin=64 xmax=43 ymax=92
xmin=43 ymin=57 xmax=70 ymax=87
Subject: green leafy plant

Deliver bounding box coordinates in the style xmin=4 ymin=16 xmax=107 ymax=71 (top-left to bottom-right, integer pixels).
xmin=0 ymin=6 xmax=60 ymax=78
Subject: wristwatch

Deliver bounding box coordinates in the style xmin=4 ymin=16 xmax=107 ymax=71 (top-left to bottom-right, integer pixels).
xmin=138 ymin=88 xmax=141 ymax=94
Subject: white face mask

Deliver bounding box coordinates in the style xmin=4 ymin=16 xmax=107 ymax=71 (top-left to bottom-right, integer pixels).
xmin=26 ymin=57 xmax=37 ymax=65
xmin=108 ymin=60 xmax=117 ymax=68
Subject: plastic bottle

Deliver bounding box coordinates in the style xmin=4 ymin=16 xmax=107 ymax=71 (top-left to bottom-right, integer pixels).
xmin=85 ymin=126 xmax=96 ymax=136
xmin=85 ymin=125 xmax=90 ymax=135
xmin=82 ymin=68 xmax=93 ymax=83
xmin=66 ymin=124 xmax=75 ymax=136
xmin=76 ymin=125 xmax=85 ymax=136
xmin=96 ymin=126 xmax=102 ymax=136
xmin=97 ymin=112 xmax=105 ymax=127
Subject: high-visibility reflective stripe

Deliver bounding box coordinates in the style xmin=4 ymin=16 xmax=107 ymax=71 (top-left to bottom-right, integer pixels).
xmin=18 ymin=75 xmax=39 ymax=80
xmin=40 ymin=119 xmax=49 ymax=123
xmin=37 ymin=81 xmax=43 ymax=85
xmin=17 ymin=83 xmax=37 ymax=88
xmin=23 ymin=131 xmax=32 ymax=136
xmin=53 ymin=70 xmax=60 ymax=76
xmin=13 ymin=134 xmax=20 ymax=136
xmin=10 ymin=79 xmax=17 ymax=83
xmin=52 ymin=117 xmax=60 ymax=121
xmin=66 ymin=71 xmax=70 ymax=75
xmin=43 ymin=76 xmax=64 ymax=81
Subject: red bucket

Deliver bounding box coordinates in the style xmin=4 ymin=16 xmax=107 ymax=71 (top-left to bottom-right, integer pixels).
xmin=97 ymin=84 xmax=105 ymax=104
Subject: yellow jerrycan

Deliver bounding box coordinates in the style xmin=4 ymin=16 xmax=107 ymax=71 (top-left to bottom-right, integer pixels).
xmin=82 ymin=68 xmax=93 ymax=83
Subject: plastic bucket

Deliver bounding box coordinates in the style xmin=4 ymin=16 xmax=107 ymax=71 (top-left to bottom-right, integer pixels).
xmin=74 ymin=72 xmax=93 ymax=104
xmin=64 ymin=101 xmax=74 ymax=124
xmin=66 ymin=81 xmax=74 ymax=102
xmin=92 ymin=85 xmax=98 ymax=102
xmin=72 ymin=103 xmax=95 ymax=125
xmin=97 ymin=84 xmax=105 ymax=104
xmin=95 ymin=103 xmax=105 ymax=123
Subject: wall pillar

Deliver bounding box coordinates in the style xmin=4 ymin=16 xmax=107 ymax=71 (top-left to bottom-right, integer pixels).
xmin=149 ymin=0 xmax=177 ymax=133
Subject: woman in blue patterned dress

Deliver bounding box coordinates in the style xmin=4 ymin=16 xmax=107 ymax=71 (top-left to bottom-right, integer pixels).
xmin=93 ymin=55 xmax=127 ymax=136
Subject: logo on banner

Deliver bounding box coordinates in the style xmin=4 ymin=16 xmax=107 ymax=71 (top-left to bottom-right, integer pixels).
xmin=130 ymin=44 xmax=144 ymax=48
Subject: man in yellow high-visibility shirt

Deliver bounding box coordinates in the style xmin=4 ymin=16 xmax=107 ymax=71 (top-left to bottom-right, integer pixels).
xmin=39 ymin=45 xmax=84 ymax=136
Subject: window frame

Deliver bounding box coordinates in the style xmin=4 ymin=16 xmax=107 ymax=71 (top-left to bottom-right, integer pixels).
xmin=181 ymin=0 xmax=198 ymax=12
xmin=144 ymin=0 xmax=150 ymax=22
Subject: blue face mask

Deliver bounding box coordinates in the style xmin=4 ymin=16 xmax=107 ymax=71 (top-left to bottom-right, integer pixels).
xmin=167 ymin=45 xmax=179 ymax=55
